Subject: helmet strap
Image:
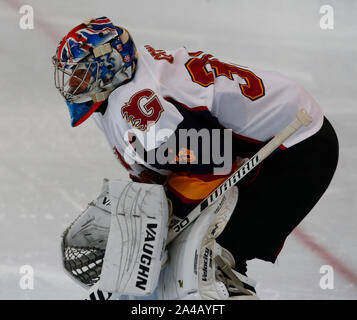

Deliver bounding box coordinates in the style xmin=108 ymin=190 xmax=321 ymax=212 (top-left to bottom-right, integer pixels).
xmin=91 ymin=90 xmax=113 ymax=103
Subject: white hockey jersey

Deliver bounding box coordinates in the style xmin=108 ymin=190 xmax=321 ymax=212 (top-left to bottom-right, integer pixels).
xmin=92 ymin=45 xmax=323 ymax=201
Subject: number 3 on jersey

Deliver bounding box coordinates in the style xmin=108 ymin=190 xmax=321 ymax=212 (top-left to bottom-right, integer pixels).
xmin=185 ymin=52 xmax=265 ymax=101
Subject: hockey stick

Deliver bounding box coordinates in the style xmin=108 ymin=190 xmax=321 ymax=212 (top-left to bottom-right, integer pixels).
xmin=167 ymin=109 xmax=312 ymax=244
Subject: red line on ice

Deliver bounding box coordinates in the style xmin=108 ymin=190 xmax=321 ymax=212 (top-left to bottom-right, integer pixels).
xmin=293 ymin=227 xmax=357 ymax=287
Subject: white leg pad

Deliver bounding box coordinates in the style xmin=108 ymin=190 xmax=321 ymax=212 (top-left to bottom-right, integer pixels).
xmin=157 ymin=187 xmax=242 ymax=300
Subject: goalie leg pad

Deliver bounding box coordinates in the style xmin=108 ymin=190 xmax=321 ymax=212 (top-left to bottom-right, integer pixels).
xmin=99 ymin=180 xmax=169 ymax=296
xmin=157 ymin=186 xmax=257 ymax=300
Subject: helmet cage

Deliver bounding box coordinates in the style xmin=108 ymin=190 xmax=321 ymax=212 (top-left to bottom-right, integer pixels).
xmin=53 ymin=58 xmax=102 ymax=103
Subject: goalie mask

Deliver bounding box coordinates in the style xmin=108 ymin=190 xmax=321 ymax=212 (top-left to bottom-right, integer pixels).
xmin=52 ymin=17 xmax=137 ymax=127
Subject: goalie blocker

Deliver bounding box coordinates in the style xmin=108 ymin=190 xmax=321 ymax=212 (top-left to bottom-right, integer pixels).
xmin=99 ymin=180 xmax=169 ymax=296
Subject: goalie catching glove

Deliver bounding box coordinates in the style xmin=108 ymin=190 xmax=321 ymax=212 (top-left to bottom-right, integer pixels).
xmin=61 ymin=179 xmax=111 ymax=287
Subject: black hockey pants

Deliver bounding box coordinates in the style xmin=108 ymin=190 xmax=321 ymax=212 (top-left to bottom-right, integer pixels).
xmin=217 ymin=116 xmax=339 ymax=265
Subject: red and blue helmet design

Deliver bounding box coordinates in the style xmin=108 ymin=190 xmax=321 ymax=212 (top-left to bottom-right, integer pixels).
xmin=53 ymin=17 xmax=137 ymax=127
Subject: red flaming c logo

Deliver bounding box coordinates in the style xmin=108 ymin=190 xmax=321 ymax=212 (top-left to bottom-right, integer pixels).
xmin=121 ymin=89 xmax=164 ymax=131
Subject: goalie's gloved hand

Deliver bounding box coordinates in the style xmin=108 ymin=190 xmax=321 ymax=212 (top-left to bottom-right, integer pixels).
xmin=64 ymin=179 xmax=111 ymax=251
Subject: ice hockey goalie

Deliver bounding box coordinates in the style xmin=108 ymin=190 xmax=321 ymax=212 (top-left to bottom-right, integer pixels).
xmin=54 ymin=17 xmax=339 ymax=299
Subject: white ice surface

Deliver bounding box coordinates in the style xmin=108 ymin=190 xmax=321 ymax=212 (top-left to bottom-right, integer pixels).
xmin=0 ymin=0 xmax=356 ymax=299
